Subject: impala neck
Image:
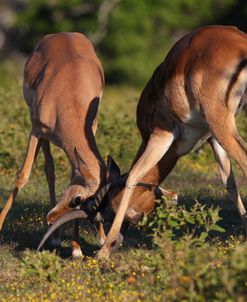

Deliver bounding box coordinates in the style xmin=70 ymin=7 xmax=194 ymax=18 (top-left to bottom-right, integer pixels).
xmin=65 ymin=135 xmax=106 ymax=193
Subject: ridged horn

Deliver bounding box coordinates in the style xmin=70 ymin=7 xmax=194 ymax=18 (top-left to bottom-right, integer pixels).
xmin=87 ymin=177 xmax=126 ymax=212
xmin=37 ymin=210 xmax=88 ymax=251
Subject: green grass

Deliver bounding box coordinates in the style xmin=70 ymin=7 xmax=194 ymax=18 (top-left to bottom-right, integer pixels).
xmin=0 ymin=64 xmax=247 ymax=301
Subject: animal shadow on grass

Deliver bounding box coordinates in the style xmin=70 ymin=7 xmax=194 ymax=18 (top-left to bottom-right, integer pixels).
xmin=0 ymin=192 xmax=244 ymax=258
xmin=0 ymin=198 xmax=150 ymax=258
xmin=0 ymin=199 xmax=96 ymax=257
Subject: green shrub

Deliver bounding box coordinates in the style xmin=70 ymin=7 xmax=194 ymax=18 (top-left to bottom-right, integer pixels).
xmin=137 ymin=199 xmax=247 ymax=301
xmin=140 ymin=198 xmax=225 ymax=244
xmin=21 ymin=250 xmax=62 ymax=282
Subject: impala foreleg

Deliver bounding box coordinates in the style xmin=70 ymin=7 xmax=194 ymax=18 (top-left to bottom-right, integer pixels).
xmin=71 ymin=219 xmax=83 ymax=258
xmin=94 ymin=212 xmax=107 ymax=246
xmin=97 ymin=129 xmax=175 ymax=259
xmin=42 ymin=140 xmax=62 ymax=247
xmin=42 ymin=140 xmax=56 ymax=207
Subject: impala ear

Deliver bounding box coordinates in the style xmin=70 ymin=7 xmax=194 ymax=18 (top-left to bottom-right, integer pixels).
xmin=106 ymin=155 xmax=121 ymax=182
xmin=74 ymin=147 xmax=97 ymax=184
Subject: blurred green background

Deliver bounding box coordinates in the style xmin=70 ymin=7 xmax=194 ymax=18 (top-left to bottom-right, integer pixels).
xmin=0 ymin=0 xmax=247 ymax=86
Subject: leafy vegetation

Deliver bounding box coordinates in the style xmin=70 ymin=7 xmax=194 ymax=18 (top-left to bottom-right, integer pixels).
xmin=139 ymin=198 xmax=225 ymax=242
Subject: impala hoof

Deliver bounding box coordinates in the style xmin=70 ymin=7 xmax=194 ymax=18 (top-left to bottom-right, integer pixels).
xmin=96 ymin=247 xmax=110 ymax=260
xmin=72 ymin=248 xmax=83 ymax=259
xmin=71 ymin=240 xmax=83 ymax=259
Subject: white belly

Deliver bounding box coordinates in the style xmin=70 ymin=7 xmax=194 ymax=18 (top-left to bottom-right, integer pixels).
xmin=176 ymin=125 xmax=211 ymax=156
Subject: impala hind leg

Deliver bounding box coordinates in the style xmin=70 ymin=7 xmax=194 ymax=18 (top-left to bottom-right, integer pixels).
xmin=42 ymin=141 xmax=56 ymax=208
xmin=207 ymin=113 xmax=247 ymax=237
xmin=97 ymin=129 xmax=175 ymax=259
xmin=0 ymin=133 xmax=40 ymax=230
xmin=209 ymin=136 xmax=247 ymax=236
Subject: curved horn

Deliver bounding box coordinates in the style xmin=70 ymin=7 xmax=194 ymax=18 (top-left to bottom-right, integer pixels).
xmin=86 ymin=183 xmax=112 ymax=212
xmin=93 ymin=183 xmax=112 ymax=207
xmin=37 ymin=210 xmax=88 ymax=251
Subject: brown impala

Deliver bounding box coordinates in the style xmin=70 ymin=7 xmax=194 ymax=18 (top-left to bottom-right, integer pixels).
xmin=1 ymin=32 xmax=171 ymax=256
xmin=39 ymin=25 xmax=247 ymax=258
xmin=0 ymin=32 xmax=108 ymax=257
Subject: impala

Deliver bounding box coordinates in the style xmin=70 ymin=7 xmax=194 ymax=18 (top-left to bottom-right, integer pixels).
xmin=1 ymin=32 xmax=171 ymax=256
xmin=39 ymin=25 xmax=247 ymax=258
xmin=0 ymin=32 xmax=108 ymax=257
xmin=95 ymin=25 xmax=247 ymax=258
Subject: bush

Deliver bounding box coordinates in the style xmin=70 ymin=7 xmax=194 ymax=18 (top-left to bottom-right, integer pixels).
xmin=137 ymin=199 xmax=247 ymax=301
xmin=21 ymin=250 xmax=62 ymax=282
xmin=140 ymin=198 xmax=225 ymax=244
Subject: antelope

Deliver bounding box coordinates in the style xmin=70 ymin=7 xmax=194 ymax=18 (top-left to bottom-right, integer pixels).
xmin=0 ymin=32 xmax=108 ymax=257
xmin=1 ymin=32 xmax=173 ymax=256
xmin=38 ymin=25 xmax=247 ymax=258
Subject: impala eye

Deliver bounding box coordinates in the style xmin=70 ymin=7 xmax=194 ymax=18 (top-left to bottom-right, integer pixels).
xmin=69 ymin=196 xmax=82 ymax=208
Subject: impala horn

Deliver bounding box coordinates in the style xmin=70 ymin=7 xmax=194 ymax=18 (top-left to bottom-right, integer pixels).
xmin=86 ymin=177 xmax=126 ymax=212
xmin=86 ymin=183 xmax=113 ymax=212
xmin=37 ymin=178 xmax=126 ymax=251
xmin=37 ymin=210 xmax=88 ymax=251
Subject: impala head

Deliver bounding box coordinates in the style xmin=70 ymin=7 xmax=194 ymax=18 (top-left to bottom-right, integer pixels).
xmin=47 ymin=154 xmax=178 ymax=225
xmin=47 ymin=179 xmax=95 ymax=225
xmin=47 ymin=151 xmax=120 ymax=225
xmin=47 ymin=148 xmax=102 ymax=225
xmin=102 ymin=177 xmax=178 ymax=224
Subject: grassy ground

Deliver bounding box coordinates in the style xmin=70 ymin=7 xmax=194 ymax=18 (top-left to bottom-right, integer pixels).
xmin=0 ymin=62 xmax=247 ymax=301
